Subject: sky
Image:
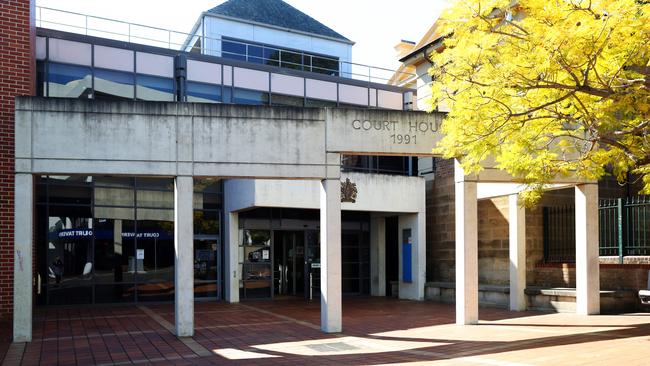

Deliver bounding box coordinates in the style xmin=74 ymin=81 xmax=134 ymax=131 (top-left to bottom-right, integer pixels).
xmin=35 ymin=0 xmax=449 ymax=71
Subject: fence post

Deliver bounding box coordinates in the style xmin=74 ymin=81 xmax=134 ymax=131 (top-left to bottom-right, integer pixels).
xmin=543 ymin=207 xmax=549 ymax=262
xmin=617 ymin=198 xmax=624 ymax=264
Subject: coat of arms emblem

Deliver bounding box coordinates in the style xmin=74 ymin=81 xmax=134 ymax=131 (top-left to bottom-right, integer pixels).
xmin=340 ymin=178 xmax=358 ymax=203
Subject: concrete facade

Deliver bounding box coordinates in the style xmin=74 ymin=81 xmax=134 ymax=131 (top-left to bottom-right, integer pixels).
xmin=13 ymin=98 xmax=440 ymax=340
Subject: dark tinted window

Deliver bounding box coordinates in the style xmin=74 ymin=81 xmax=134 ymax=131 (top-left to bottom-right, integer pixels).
xmin=233 ymin=88 xmax=268 ymax=105
xmin=222 ymin=40 xmax=246 ymax=61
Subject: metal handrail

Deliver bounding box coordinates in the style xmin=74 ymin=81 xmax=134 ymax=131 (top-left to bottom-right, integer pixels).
xmin=36 ymin=6 xmax=415 ymax=84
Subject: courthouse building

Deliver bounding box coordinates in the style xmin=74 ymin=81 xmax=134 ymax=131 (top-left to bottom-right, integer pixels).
xmin=0 ymin=0 xmax=639 ymax=345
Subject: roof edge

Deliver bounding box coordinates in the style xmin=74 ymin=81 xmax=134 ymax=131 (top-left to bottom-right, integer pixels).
xmin=204 ymin=12 xmax=355 ymax=46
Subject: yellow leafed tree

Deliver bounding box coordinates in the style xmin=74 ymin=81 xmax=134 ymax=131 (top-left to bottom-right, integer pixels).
xmin=430 ymin=0 xmax=650 ymax=202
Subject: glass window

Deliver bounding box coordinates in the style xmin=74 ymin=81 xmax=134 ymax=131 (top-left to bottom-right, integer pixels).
xmin=242 ymin=230 xmax=271 ymax=246
xmin=194 ymin=210 xmax=219 ymax=235
xmin=136 ymin=218 xmax=174 ymax=302
xmin=312 ymin=56 xmax=339 ymax=76
xmin=306 ymin=98 xmax=337 ymax=108
xmin=48 ymin=63 xmax=92 ymax=98
xmin=233 ymin=88 xmax=268 ymax=105
xmin=222 ymin=40 xmax=246 ymax=61
xmin=94 ymin=68 xmax=134 ymax=101
xmin=194 ymin=239 xmax=218 ymax=298
xmin=136 ymin=74 xmax=174 ymax=101
xmin=187 ymin=81 xmax=222 ymax=103
xmin=45 ymin=208 xmax=93 ymax=305
xmin=271 ymin=94 xmax=304 ymax=107
xmin=93 ymin=218 xmax=136 ymax=285
xmin=94 ymin=187 xmax=134 ymax=207
xmin=263 ymin=47 xmax=280 ymax=67
xmin=223 ymin=86 xmax=232 ymax=103
xmin=36 ymin=60 xmax=45 ymax=96
xmin=247 ymin=45 xmax=264 ymax=64
xmin=136 ymin=190 xmax=174 ymax=209
xmin=280 ymin=50 xmax=302 ymax=70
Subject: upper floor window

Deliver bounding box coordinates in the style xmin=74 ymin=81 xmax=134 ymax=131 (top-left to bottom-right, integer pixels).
xmin=221 ymin=38 xmax=339 ymax=76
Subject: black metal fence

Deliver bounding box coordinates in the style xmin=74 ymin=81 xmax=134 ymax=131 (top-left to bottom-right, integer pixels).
xmin=543 ymin=196 xmax=650 ymax=263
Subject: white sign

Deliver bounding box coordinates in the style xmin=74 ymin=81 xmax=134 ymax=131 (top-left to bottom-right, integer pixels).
xmin=262 ymin=249 xmax=269 ymax=260
xmin=136 ymin=249 xmax=145 ymax=260
xmin=311 ymin=262 xmax=321 ymax=268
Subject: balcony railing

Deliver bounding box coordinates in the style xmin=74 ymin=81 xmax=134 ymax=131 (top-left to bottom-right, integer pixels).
xmin=35 ymin=6 xmax=414 ymax=85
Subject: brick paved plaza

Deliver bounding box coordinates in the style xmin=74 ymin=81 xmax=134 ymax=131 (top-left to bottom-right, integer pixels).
xmin=0 ymin=298 xmax=649 ymax=365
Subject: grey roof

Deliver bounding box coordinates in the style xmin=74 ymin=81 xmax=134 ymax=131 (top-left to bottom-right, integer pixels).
xmin=207 ymin=0 xmax=352 ymax=43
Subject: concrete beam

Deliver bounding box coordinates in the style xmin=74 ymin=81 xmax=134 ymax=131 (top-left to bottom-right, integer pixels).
xmin=455 ymin=173 xmax=478 ymax=325
xmin=508 ymin=194 xmax=526 ymax=311
xmin=320 ymin=178 xmax=342 ymax=333
xmin=13 ymin=173 xmax=33 ymax=342
xmin=575 ymin=184 xmax=600 ymax=315
xmin=174 ymin=176 xmax=194 ymax=337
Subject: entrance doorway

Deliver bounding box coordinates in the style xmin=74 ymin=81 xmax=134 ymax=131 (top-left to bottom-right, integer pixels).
xmin=273 ymin=231 xmax=305 ymax=297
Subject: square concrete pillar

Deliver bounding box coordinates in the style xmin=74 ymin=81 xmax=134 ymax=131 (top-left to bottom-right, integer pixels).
xmin=455 ymin=177 xmax=478 ymax=325
xmin=575 ymin=184 xmax=600 ymax=315
xmin=174 ymin=176 xmax=194 ymax=337
xmin=320 ymin=178 xmax=342 ymax=333
xmin=398 ymin=213 xmax=426 ymax=300
xmin=224 ymin=211 xmax=239 ymax=303
xmin=370 ymin=216 xmax=386 ymax=297
xmin=509 ymin=194 xmax=526 ymax=311
xmin=14 ymin=173 xmax=33 ymax=342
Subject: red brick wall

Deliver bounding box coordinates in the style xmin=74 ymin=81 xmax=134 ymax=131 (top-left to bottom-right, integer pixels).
xmin=0 ymin=0 xmax=35 ymax=318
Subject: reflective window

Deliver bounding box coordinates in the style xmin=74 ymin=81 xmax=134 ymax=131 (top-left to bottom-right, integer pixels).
xmin=94 ymin=68 xmax=134 ymax=101
xmin=306 ymin=98 xmax=337 ymax=108
xmin=222 ymin=40 xmax=246 ymax=61
xmin=247 ymin=45 xmax=264 ymax=64
xmin=187 ymin=81 xmax=222 ymax=103
xmin=312 ymin=56 xmax=339 ymax=76
xmin=48 ymin=63 xmax=92 ymax=98
xmin=280 ymin=50 xmax=302 ymax=70
xmin=136 ymin=74 xmax=174 ymax=101
xmin=272 ymin=94 xmax=304 ymax=107
xmin=233 ymin=88 xmax=269 ymax=105
xmin=35 ymin=176 xmax=190 ymax=305
xmin=221 ymin=38 xmax=339 ymax=75
xmin=194 ymin=178 xmax=222 ymax=299
xmin=136 ymin=218 xmax=174 ymax=302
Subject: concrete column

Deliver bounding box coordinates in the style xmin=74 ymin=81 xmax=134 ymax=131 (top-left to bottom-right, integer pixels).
xmin=398 ymin=213 xmax=426 ymax=300
xmin=320 ymin=178 xmax=342 ymax=333
xmin=174 ymin=176 xmax=194 ymax=337
xmin=575 ymin=184 xmax=600 ymax=315
xmin=508 ymin=194 xmax=526 ymax=311
xmin=455 ymin=178 xmax=478 ymax=325
xmin=370 ymin=216 xmax=386 ymax=296
xmin=13 ymin=173 xmax=33 ymax=342
xmin=224 ymin=211 xmax=239 ymax=303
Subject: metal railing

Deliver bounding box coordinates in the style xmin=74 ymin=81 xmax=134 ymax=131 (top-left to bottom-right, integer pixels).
xmin=600 ymin=196 xmax=650 ymax=260
xmin=543 ymin=196 xmax=650 ymax=263
xmin=35 ymin=6 xmax=415 ymax=85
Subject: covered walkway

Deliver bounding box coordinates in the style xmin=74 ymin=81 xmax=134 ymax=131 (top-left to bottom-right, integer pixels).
xmin=2 ymin=298 xmax=650 ymax=365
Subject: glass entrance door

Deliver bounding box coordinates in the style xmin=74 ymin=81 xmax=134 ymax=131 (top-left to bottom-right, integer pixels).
xmin=273 ymin=231 xmax=305 ymax=297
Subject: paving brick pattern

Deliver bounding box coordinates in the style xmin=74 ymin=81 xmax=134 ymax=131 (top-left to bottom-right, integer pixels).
xmin=1 ymin=298 xmax=650 ymax=365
